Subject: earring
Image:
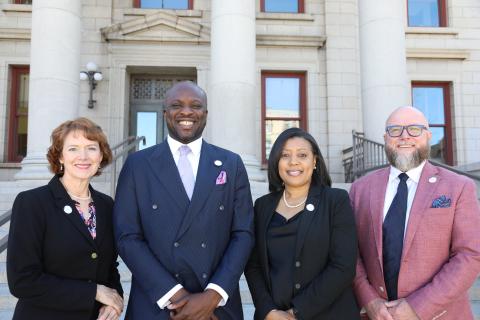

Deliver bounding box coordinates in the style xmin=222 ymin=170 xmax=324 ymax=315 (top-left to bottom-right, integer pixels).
xmin=60 ymin=163 xmax=64 ymax=171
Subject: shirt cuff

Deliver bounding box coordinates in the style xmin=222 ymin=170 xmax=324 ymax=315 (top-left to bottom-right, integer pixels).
xmin=205 ymin=283 xmax=229 ymax=307
xmin=157 ymin=284 xmax=183 ymax=309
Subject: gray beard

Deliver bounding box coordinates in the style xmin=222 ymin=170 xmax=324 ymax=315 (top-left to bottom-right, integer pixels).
xmin=385 ymin=143 xmax=430 ymax=172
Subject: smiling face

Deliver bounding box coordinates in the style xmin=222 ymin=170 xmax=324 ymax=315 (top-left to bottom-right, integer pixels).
xmin=384 ymin=107 xmax=432 ymax=172
xmin=278 ymin=137 xmax=317 ymax=189
xmin=60 ymin=130 xmax=103 ymax=184
xmin=164 ymin=82 xmax=208 ymax=144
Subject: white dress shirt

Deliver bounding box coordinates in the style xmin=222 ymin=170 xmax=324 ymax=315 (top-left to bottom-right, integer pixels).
xmin=383 ymin=161 xmax=427 ymax=235
xmin=157 ymin=135 xmax=228 ymax=310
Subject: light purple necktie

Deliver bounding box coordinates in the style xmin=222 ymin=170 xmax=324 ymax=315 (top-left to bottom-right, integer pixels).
xmin=178 ymin=145 xmax=195 ymax=200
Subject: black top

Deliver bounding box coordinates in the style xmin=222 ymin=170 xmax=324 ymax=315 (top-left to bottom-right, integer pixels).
xmin=7 ymin=175 xmax=122 ymax=320
xmin=245 ymin=185 xmax=360 ymax=320
xmin=267 ymin=210 xmax=304 ymax=309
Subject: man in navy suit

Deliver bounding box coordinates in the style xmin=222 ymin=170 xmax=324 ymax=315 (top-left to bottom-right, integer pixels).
xmin=113 ymin=81 xmax=254 ymax=319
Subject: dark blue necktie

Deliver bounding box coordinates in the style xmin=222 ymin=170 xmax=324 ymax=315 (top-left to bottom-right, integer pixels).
xmin=383 ymin=172 xmax=409 ymax=301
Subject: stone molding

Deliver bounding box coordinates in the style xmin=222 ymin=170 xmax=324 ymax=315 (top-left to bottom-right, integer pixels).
xmin=0 ymin=3 xmax=32 ymax=13
xmin=406 ymin=27 xmax=459 ymax=36
xmin=101 ymin=10 xmax=210 ymax=43
xmin=256 ymin=34 xmax=326 ymax=48
xmin=406 ymin=48 xmax=469 ymax=60
xmin=256 ymin=12 xmax=314 ymax=21
xmin=123 ymin=8 xmax=202 ymax=18
xmin=0 ymin=28 xmax=30 ymax=40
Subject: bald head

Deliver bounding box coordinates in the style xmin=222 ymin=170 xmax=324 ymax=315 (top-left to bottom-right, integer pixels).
xmin=165 ymin=81 xmax=207 ymax=108
xmin=385 ymin=106 xmax=429 ymax=128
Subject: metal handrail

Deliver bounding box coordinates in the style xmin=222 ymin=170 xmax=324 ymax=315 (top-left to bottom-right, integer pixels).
xmin=0 ymin=209 xmax=12 ymax=253
xmin=0 ymin=136 xmax=146 ymax=254
xmin=107 ymin=136 xmax=146 ymax=197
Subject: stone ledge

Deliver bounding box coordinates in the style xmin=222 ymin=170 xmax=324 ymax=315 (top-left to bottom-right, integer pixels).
xmin=0 ymin=28 xmax=30 ymax=40
xmin=406 ymin=27 xmax=459 ymax=36
xmin=123 ymin=8 xmax=202 ymax=18
xmin=0 ymin=4 xmax=32 ymax=13
xmin=406 ymin=48 xmax=469 ymax=60
xmin=256 ymin=12 xmax=314 ymax=21
xmin=257 ymin=34 xmax=326 ymax=47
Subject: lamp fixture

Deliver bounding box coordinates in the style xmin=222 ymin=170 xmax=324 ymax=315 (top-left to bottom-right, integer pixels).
xmin=80 ymin=62 xmax=103 ymax=108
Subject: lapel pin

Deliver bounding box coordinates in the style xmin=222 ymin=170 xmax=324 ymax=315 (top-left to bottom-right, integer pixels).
xmin=428 ymin=176 xmax=437 ymax=183
xmin=64 ymin=205 xmax=73 ymax=214
xmin=214 ymin=160 xmax=222 ymax=167
xmin=306 ymin=204 xmax=315 ymax=212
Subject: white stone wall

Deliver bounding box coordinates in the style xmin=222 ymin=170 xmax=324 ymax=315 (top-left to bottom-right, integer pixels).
xmin=0 ymin=0 xmax=479 ymax=181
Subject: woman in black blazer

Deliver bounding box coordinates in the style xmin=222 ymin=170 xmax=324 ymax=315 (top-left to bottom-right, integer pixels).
xmin=7 ymin=118 xmax=123 ymax=320
xmin=245 ymin=128 xmax=359 ymax=320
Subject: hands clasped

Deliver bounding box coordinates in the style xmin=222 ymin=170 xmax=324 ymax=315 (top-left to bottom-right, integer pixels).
xmin=167 ymin=288 xmax=222 ymax=320
xmin=95 ymin=284 xmax=123 ymax=320
xmin=265 ymin=309 xmax=296 ymax=320
xmin=365 ymin=298 xmax=419 ymax=320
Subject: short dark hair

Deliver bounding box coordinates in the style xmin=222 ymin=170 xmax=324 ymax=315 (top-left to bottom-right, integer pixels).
xmin=267 ymin=127 xmax=332 ymax=192
xmin=47 ymin=117 xmax=112 ymax=176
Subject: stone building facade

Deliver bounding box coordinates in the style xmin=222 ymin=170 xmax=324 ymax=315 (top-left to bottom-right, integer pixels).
xmin=0 ymin=0 xmax=479 ymax=184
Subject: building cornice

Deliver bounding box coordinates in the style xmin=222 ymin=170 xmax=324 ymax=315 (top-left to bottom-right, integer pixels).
xmin=101 ymin=10 xmax=210 ymax=44
xmin=0 ymin=4 xmax=32 ymax=13
xmin=256 ymin=34 xmax=326 ymax=48
xmin=0 ymin=28 xmax=30 ymax=40
xmin=406 ymin=48 xmax=469 ymax=60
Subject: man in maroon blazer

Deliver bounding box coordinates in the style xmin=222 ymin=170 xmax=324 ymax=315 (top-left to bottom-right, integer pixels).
xmin=350 ymin=106 xmax=480 ymax=320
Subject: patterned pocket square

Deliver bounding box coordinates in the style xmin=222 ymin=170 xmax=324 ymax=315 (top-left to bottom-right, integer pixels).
xmin=431 ymin=195 xmax=451 ymax=208
xmin=216 ymin=171 xmax=227 ymax=185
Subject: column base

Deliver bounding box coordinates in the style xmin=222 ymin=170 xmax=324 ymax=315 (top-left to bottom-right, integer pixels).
xmin=14 ymin=155 xmax=53 ymax=180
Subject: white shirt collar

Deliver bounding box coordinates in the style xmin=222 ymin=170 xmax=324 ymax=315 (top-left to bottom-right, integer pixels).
xmin=167 ymin=135 xmax=203 ymax=157
xmin=389 ymin=160 xmax=427 ymax=184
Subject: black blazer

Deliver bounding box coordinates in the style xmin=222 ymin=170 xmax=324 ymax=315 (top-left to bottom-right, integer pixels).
xmin=7 ymin=175 xmax=123 ymax=320
xmin=245 ymin=185 xmax=360 ymax=320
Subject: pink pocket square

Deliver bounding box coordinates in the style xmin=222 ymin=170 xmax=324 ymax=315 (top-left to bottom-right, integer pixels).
xmin=216 ymin=171 xmax=227 ymax=185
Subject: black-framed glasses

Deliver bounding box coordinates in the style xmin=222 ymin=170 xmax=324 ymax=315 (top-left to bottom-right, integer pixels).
xmin=385 ymin=124 xmax=428 ymax=137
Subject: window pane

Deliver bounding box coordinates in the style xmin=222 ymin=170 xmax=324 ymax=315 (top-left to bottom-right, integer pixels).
xmin=266 ymin=77 xmax=300 ymax=118
xmin=429 ymin=127 xmax=446 ymax=163
xmin=141 ymin=0 xmax=188 ymax=9
xmin=265 ymin=0 xmax=298 ymax=13
xmin=408 ymin=0 xmax=440 ymax=27
xmin=15 ymin=73 xmax=29 ymax=159
xmin=265 ymin=120 xmax=299 ymax=159
xmin=137 ymin=112 xmax=157 ymax=150
xmin=412 ymin=87 xmax=445 ymax=124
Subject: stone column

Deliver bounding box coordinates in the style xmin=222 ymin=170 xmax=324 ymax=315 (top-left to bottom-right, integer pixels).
xmin=16 ymin=0 xmax=81 ymax=180
xmin=359 ymin=0 xmax=409 ymax=142
xmin=209 ymin=0 xmax=260 ymax=177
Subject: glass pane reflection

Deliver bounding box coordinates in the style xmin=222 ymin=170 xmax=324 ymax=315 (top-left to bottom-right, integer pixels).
xmin=266 ymin=77 xmax=300 ymax=118
xmin=265 ymin=120 xmax=299 ymax=159
xmin=412 ymin=87 xmax=445 ymax=124
xmin=137 ymin=112 xmax=157 ymax=150
xmin=265 ymin=0 xmax=299 ymax=13
xmin=408 ymin=0 xmax=440 ymax=27
xmin=429 ymin=127 xmax=445 ymax=163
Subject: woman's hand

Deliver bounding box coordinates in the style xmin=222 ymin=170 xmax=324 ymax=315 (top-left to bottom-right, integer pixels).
xmin=95 ymin=284 xmax=124 ymax=315
xmin=265 ymin=309 xmax=296 ymax=320
xmin=97 ymin=305 xmax=120 ymax=320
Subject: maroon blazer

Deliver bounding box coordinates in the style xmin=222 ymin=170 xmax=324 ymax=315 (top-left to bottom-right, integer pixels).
xmin=350 ymin=161 xmax=480 ymax=320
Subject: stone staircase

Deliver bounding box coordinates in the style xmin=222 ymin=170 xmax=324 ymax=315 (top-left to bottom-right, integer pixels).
xmin=1 ymin=178 xmax=480 ymax=319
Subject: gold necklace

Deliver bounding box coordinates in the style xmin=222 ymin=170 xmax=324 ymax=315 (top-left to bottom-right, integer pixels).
xmin=283 ymin=191 xmax=308 ymax=208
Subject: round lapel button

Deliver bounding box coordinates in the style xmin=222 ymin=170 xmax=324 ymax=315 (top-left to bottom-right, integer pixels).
xmin=64 ymin=205 xmax=72 ymax=214
xmin=306 ymin=204 xmax=315 ymax=212
xmin=214 ymin=160 xmax=222 ymax=167
xmin=428 ymin=176 xmax=437 ymax=183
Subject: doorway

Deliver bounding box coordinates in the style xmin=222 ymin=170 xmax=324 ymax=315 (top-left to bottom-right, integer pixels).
xmin=129 ymin=74 xmax=196 ymax=149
